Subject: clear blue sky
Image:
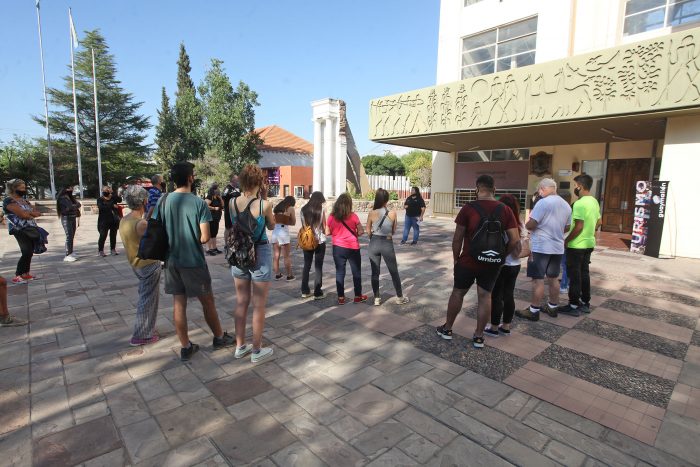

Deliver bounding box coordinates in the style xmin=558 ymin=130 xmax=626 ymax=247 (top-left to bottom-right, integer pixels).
xmin=0 ymin=0 xmax=439 ymax=156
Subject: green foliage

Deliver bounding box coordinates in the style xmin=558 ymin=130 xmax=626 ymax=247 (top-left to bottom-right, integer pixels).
xmin=0 ymin=137 xmax=50 ymax=196
xmin=198 ymin=59 xmax=261 ymax=173
xmin=154 ymin=87 xmax=177 ymax=173
xmin=365 ymin=190 xmax=376 ymax=201
xmin=174 ymin=43 xmax=204 ymax=161
xmin=388 ymin=190 xmax=399 ymax=200
xmin=33 ymin=30 xmax=150 ymax=194
xmin=361 ymin=152 xmax=405 ymax=176
xmin=402 ymin=149 xmax=432 ymax=187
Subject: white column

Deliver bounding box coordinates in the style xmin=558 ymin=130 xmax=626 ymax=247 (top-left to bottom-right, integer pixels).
xmin=323 ymin=117 xmax=335 ymax=197
xmin=336 ymin=122 xmax=347 ymax=197
xmin=313 ymin=119 xmax=323 ymax=193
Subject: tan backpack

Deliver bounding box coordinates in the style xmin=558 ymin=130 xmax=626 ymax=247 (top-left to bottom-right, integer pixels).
xmin=297 ymin=224 xmax=319 ymax=251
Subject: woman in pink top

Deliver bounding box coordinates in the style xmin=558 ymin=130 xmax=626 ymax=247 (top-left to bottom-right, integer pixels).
xmin=325 ymin=193 xmax=367 ymax=305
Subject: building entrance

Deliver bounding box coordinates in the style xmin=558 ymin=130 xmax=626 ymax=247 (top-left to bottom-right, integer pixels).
xmin=602 ymin=158 xmax=650 ymax=233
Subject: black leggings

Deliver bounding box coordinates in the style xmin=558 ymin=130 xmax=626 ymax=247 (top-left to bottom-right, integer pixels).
xmin=98 ymin=224 xmax=118 ymax=252
xmin=368 ymin=236 xmax=403 ymax=297
xmin=491 ymin=264 xmax=521 ymax=325
xmin=13 ymin=231 xmax=34 ymax=276
xmin=332 ymin=245 xmax=362 ymax=298
xmin=302 ymin=242 xmax=326 ymax=296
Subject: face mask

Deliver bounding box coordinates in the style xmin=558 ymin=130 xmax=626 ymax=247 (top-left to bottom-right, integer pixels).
xmin=574 ymin=187 xmax=581 ymax=197
xmin=103 ymin=191 xmax=110 ymax=197
xmin=15 ymin=190 xmax=26 ymax=197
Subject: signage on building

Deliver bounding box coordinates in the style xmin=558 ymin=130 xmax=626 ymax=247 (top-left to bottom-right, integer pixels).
xmin=630 ymin=180 xmax=669 ymax=257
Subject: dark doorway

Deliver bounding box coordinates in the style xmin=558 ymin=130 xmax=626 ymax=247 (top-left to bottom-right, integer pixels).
xmin=602 ymin=158 xmax=650 ymax=233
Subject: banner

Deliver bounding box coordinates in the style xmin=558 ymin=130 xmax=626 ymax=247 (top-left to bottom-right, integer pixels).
xmin=630 ymin=180 xmax=669 ymax=257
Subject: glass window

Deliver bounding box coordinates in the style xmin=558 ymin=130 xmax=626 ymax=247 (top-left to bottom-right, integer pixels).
xmin=456 ymin=148 xmax=530 ymax=163
xmin=624 ymin=0 xmax=700 ymax=35
xmin=461 ymin=17 xmax=537 ymax=79
xmin=457 ymin=151 xmax=488 ymax=163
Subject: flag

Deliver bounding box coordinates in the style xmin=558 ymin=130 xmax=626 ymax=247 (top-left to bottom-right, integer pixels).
xmin=69 ymin=9 xmax=79 ymax=47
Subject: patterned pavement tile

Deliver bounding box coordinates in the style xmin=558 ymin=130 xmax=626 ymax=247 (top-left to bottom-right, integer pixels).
xmin=600 ymin=298 xmax=697 ymax=329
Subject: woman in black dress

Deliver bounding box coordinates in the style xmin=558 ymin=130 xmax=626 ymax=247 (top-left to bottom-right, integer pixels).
xmin=97 ymin=185 xmax=122 ymax=256
xmin=205 ymin=184 xmax=224 ymax=255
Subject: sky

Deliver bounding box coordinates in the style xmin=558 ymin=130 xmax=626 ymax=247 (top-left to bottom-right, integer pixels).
xmin=0 ymin=0 xmax=440 ymax=157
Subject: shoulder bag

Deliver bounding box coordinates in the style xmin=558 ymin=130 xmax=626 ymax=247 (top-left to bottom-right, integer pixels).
xmin=138 ymin=194 xmax=169 ymax=261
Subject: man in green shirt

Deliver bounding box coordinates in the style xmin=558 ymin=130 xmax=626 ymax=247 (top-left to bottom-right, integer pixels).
xmin=153 ymin=162 xmax=234 ymax=361
xmin=559 ymin=174 xmax=601 ymax=316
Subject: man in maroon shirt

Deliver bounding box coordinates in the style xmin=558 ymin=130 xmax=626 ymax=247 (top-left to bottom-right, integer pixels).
xmin=436 ymin=175 xmax=520 ymax=348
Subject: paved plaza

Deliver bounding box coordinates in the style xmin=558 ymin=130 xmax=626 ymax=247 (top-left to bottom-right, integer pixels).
xmin=1 ymin=211 xmax=699 ymax=466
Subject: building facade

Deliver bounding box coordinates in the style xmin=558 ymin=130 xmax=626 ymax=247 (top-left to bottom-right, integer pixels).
xmin=256 ymin=125 xmax=314 ymax=198
xmin=370 ymin=0 xmax=700 ymax=259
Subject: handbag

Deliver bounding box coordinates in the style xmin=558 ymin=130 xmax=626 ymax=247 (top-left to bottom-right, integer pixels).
xmin=518 ymin=226 xmax=531 ymax=258
xmin=138 ymin=194 xmax=169 ymax=261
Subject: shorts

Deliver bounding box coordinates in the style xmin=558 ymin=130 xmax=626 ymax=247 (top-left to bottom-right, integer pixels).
xmin=164 ymin=263 xmax=212 ymax=297
xmin=453 ymin=263 xmax=501 ymax=293
xmin=526 ymin=252 xmax=563 ymax=279
xmin=231 ymin=243 xmax=272 ymax=282
xmin=271 ymin=225 xmax=290 ymax=245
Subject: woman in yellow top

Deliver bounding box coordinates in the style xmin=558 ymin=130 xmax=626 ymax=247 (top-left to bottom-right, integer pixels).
xmin=118 ymin=185 xmax=161 ymax=346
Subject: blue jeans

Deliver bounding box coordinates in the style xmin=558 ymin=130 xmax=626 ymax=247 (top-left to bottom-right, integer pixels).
xmin=332 ymin=245 xmax=362 ymax=298
xmin=402 ymin=216 xmax=420 ymax=243
xmin=560 ymin=252 xmax=569 ymax=289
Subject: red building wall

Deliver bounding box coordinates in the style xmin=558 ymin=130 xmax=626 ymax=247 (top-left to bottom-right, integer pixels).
xmin=279 ymin=166 xmax=313 ymax=198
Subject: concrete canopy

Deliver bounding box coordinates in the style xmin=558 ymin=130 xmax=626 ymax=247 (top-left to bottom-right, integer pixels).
xmin=369 ymin=27 xmax=700 ymax=152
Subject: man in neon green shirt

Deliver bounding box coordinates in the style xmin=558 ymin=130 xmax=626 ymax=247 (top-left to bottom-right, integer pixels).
xmin=559 ymin=174 xmax=601 ymax=316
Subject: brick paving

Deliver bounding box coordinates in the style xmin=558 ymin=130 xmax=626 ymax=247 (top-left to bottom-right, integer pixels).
xmin=1 ymin=211 xmax=700 ymax=465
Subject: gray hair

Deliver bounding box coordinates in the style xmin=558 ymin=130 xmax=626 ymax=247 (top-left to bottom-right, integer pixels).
xmin=123 ymin=185 xmax=149 ymax=210
xmin=6 ymin=178 xmax=25 ymax=193
xmin=538 ymin=178 xmax=557 ymax=190
xmin=151 ymin=174 xmax=163 ymax=185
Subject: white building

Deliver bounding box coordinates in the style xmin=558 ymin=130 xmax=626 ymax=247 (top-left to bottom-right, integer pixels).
xmin=370 ymin=0 xmax=700 ymax=259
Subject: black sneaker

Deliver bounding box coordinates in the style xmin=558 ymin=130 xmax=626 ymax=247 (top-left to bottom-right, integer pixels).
xmin=206 ymin=250 xmax=216 ymax=256
xmin=484 ymin=327 xmax=500 ymax=338
xmin=558 ymin=304 xmax=581 ymax=317
xmin=498 ymin=326 xmax=511 ymax=336
xmin=400 ymin=240 xmax=406 ymax=245
xmin=579 ymin=302 xmax=591 ymax=313
xmin=516 ymin=307 xmax=540 ymax=321
xmin=545 ymin=304 xmax=558 ymax=318
xmin=472 ymin=335 xmax=485 ymax=348
xmin=410 ymin=241 xmax=417 ymax=245
xmin=180 ymin=343 xmax=200 ymax=362
xmin=213 ymin=332 xmax=235 ymax=350
xmin=436 ymin=325 xmax=453 ymax=340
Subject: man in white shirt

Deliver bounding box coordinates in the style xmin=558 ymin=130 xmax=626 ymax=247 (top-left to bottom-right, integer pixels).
xmin=516 ymin=178 xmax=571 ymax=321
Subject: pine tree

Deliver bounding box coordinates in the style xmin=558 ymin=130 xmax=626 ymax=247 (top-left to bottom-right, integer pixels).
xmin=34 ymin=30 xmax=150 ymax=193
xmin=174 ymin=43 xmax=204 ymax=161
xmin=199 ymin=59 xmax=261 ymax=173
xmin=154 ymin=87 xmax=177 ymax=173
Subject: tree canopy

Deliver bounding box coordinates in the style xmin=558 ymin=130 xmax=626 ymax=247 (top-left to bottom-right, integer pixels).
xmin=402 ymin=149 xmax=432 ymax=187
xmin=361 ymin=152 xmax=406 ymax=177
xmin=34 ymin=29 xmax=150 ymax=194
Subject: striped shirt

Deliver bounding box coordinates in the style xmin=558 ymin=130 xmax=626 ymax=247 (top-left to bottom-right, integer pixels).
xmin=147 ymin=187 xmax=162 ymax=213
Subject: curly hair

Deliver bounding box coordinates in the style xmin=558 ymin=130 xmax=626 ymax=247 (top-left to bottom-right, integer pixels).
xmin=239 ymin=165 xmax=265 ymax=192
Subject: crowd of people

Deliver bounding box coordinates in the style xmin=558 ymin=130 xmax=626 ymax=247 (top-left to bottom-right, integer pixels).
xmin=1 ymin=167 xmax=600 ymax=364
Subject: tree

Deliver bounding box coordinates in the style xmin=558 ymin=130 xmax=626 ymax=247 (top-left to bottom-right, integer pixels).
xmin=154 ymin=87 xmax=177 ymax=173
xmin=198 ymin=59 xmax=262 ymax=173
xmin=34 ymin=30 xmax=150 ymax=193
xmin=174 ymin=43 xmax=204 ymax=161
xmin=0 ymin=137 xmax=50 ymax=197
xmin=361 ymin=152 xmax=405 ymax=176
xmin=402 ymin=149 xmax=432 ymax=187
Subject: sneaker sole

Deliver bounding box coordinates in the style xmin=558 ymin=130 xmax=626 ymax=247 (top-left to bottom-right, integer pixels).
xmin=436 ymin=329 xmax=453 ymax=340
xmin=484 ymin=332 xmax=499 ymax=338
xmin=472 ymin=342 xmax=485 ymax=348
xmin=251 ymin=351 xmax=273 ymax=363
xmin=235 ymin=349 xmax=252 ymax=359
xmin=313 ymin=296 xmax=326 ymax=300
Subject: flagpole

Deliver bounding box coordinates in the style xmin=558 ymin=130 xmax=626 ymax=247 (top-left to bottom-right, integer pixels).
xmin=69 ymin=8 xmax=84 ymax=199
xmin=35 ymin=0 xmax=56 ymax=199
xmin=91 ymin=48 xmax=103 ymax=191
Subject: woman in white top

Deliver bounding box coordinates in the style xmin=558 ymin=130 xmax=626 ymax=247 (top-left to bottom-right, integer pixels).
xmin=366 ymin=188 xmax=409 ymax=306
xmin=486 ymin=194 xmax=524 ymax=337
xmin=271 ymin=196 xmax=296 ymax=281
xmin=300 ymin=192 xmax=327 ymax=299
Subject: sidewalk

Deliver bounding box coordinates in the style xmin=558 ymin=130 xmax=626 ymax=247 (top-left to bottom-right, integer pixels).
xmin=1 ymin=213 xmax=699 ymax=466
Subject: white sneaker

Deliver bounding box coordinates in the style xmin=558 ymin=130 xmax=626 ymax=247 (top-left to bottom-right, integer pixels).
xmin=395 ymin=296 xmax=410 ymax=305
xmin=251 ymin=347 xmax=273 ymax=363
xmin=63 ymin=255 xmax=77 ymax=262
xmin=374 ymin=297 xmax=382 ymax=306
xmin=234 ymin=344 xmax=253 ymax=359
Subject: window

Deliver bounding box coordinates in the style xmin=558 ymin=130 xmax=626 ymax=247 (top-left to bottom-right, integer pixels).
xmin=455 ymin=188 xmax=527 ymax=209
xmin=461 ymin=17 xmax=537 ymax=79
xmin=456 ymin=148 xmax=530 ymax=163
xmin=624 ymin=0 xmax=700 ymax=36
xmin=294 ymin=186 xmax=304 ymax=198
xmin=283 ymin=185 xmax=290 ymax=197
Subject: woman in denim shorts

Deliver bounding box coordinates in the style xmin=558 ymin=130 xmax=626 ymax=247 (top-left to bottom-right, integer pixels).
xmin=230 ymin=165 xmax=276 ymax=363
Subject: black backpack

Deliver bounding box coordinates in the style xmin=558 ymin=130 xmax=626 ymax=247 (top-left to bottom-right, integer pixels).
xmin=469 ymin=201 xmax=507 ymax=266
xmin=225 ymin=198 xmax=264 ymax=268
xmin=138 ymin=194 xmax=169 ymax=261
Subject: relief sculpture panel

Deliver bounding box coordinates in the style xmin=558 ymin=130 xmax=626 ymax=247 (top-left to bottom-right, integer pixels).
xmin=369 ymin=27 xmax=700 ymax=140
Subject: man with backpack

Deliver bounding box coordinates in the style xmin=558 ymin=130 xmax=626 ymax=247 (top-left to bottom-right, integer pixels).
xmin=436 ymin=175 xmax=520 ymax=348
xmin=516 ymin=178 xmax=572 ymax=321
xmin=154 ymin=162 xmax=235 ymax=361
